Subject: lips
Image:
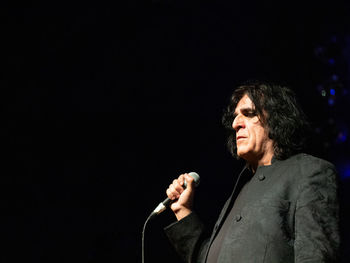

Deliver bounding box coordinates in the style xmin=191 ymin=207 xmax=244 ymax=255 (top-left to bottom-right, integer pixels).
xmin=236 ymin=136 xmax=246 ymax=141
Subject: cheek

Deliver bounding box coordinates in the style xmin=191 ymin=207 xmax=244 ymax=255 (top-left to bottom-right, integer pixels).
xmin=247 ymin=126 xmax=263 ymax=147
xmin=254 ymin=128 xmax=269 ymax=147
xmin=252 ymin=116 xmax=260 ymax=123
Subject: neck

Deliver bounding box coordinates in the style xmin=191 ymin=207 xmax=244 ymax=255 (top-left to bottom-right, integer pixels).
xmin=248 ymin=151 xmax=274 ymax=173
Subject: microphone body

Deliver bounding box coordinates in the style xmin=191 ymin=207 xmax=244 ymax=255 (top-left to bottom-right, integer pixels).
xmin=151 ymin=172 xmax=200 ymax=217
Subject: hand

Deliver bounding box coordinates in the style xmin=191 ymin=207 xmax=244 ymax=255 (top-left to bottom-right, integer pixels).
xmin=166 ymin=173 xmax=195 ymax=220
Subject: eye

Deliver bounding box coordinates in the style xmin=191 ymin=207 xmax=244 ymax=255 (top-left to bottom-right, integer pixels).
xmin=242 ymin=109 xmax=256 ymax=118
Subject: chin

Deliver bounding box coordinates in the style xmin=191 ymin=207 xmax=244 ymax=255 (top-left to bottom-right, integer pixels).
xmin=236 ymin=149 xmax=252 ymax=161
xmin=237 ymin=152 xmax=247 ymax=159
xmin=236 ymin=147 xmax=248 ymax=157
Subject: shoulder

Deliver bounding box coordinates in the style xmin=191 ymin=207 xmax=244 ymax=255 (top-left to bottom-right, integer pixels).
xmin=280 ymin=153 xmax=336 ymax=170
xmin=276 ymin=153 xmax=338 ymax=183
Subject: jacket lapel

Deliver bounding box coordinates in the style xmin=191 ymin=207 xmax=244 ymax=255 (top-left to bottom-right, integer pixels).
xmin=203 ymin=165 xmax=248 ymax=262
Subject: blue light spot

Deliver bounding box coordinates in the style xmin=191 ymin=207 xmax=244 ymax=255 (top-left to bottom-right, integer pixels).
xmin=332 ymin=74 xmax=338 ymax=81
xmin=328 ymin=58 xmax=335 ymax=65
xmin=338 ymin=164 xmax=350 ymax=179
xmin=343 ymin=168 xmax=350 ymax=179
xmin=330 ymin=88 xmax=336 ymax=95
xmin=337 ymin=132 xmax=347 ymax=143
xmin=328 ymin=98 xmax=335 ymax=105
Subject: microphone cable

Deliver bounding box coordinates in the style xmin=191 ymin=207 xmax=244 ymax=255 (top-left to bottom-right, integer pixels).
xmin=142 ymin=211 xmax=156 ymax=263
xmin=142 ymin=172 xmax=199 ymax=263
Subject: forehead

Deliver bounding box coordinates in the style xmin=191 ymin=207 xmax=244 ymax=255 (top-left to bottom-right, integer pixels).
xmin=235 ymin=94 xmax=254 ymax=112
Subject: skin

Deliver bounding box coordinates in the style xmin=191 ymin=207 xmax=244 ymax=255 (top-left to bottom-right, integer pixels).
xmin=232 ymin=94 xmax=274 ymax=171
xmin=166 ymin=94 xmax=275 ymax=220
xmin=166 ymin=173 xmax=195 ymax=220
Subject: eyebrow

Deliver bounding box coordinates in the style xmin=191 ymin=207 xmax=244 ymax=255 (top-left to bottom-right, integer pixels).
xmin=234 ymin=106 xmax=255 ymax=117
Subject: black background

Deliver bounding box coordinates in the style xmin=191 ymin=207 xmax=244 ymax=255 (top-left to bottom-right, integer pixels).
xmin=2 ymin=1 xmax=350 ymax=262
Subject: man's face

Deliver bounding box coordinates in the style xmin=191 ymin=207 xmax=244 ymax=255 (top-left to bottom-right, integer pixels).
xmin=232 ymin=94 xmax=274 ymax=165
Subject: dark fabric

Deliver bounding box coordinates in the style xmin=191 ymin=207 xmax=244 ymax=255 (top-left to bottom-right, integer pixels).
xmin=164 ymin=212 xmax=206 ymax=263
xmin=206 ymin=167 xmax=253 ymax=262
xmin=164 ymin=153 xmax=340 ymax=263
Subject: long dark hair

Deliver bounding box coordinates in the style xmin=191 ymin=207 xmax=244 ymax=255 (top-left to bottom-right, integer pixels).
xmin=222 ymin=80 xmax=311 ymax=160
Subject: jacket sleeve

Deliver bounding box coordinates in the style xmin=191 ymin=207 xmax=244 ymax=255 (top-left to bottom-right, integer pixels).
xmin=294 ymin=160 xmax=340 ymax=262
xmin=164 ymin=212 xmax=209 ymax=263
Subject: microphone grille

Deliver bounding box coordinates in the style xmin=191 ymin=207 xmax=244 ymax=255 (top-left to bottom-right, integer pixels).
xmin=184 ymin=172 xmax=200 ymax=188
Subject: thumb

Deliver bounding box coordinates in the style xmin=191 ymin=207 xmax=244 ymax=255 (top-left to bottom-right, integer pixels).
xmin=184 ymin=173 xmax=195 ymax=191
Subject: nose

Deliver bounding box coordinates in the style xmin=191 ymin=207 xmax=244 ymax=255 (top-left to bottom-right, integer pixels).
xmin=232 ymin=114 xmax=244 ymax=132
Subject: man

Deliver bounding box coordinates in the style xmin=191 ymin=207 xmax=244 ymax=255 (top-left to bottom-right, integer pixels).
xmin=164 ymin=81 xmax=340 ymax=262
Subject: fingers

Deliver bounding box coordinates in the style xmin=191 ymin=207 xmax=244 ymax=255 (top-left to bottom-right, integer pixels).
xmin=166 ymin=173 xmax=195 ymax=219
xmin=166 ymin=173 xmax=187 ymax=200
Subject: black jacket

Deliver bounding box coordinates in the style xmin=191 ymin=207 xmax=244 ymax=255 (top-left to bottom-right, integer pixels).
xmin=164 ymin=153 xmax=340 ymax=262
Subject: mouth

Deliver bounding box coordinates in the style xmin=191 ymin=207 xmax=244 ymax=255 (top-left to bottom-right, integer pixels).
xmin=236 ymin=136 xmax=246 ymax=141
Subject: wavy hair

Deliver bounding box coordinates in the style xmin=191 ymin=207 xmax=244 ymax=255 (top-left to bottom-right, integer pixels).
xmin=222 ymin=80 xmax=311 ymax=160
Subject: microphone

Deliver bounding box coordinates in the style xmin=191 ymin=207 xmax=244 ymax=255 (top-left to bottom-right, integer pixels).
xmin=151 ymin=172 xmax=200 ymax=217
